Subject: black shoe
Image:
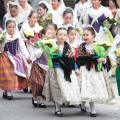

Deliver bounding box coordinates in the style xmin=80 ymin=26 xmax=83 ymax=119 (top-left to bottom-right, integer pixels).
xmin=3 ymin=92 xmax=7 ymax=98
xmin=90 ymin=113 xmax=97 ymax=117
xmin=67 ymin=105 xmax=75 ymax=107
xmin=55 ymin=110 xmax=63 ymax=117
xmin=7 ymin=96 xmax=13 ymax=100
xmin=32 ymin=97 xmax=38 ymax=107
xmin=23 ymin=88 xmax=28 ymax=93
xmin=39 ymin=103 xmax=46 ymax=108
xmin=79 ymin=104 xmax=87 ymax=113
xmin=30 ymin=89 xmax=32 ymax=93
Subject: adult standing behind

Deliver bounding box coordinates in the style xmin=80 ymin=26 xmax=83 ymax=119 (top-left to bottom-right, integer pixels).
xmin=74 ymin=0 xmax=87 ymax=20
xmin=50 ymin=0 xmax=66 ymax=27
xmin=0 ymin=0 xmax=6 ymax=27
xmin=83 ymin=0 xmax=113 ymax=43
xmin=108 ymin=0 xmax=119 ymax=17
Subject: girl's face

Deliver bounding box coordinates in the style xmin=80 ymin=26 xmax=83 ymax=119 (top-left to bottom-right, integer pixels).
xmin=28 ymin=13 xmax=38 ymax=26
xmin=6 ymin=22 xmax=16 ymax=35
xmin=109 ymin=0 xmax=115 ymax=7
xmin=51 ymin=0 xmax=60 ymax=10
xmin=92 ymin=0 xmax=101 ymax=8
xmin=63 ymin=13 xmax=73 ymax=25
xmin=37 ymin=6 xmax=47 ymax=17
xmin=44 ymin=29 xmax=53 ymax=39
xmin=47 ymin=25 xmax=57 ymax=38
xmin=68 ymin=30 xmax=76 ymax=43
xmin=82 ymin=30 xmax=95 ymax=44
xmin=10 ymin=8 xmax=18 ymax=18
xmin=81 ymin=0 xmax=87 ymax=3
xmin=18 ymin=0 xmax=26 ymax=6
xmin=57 ymin=29 xmax=67 ymax=43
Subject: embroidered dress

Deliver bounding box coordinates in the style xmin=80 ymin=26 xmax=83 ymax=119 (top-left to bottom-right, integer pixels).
xmin=77 ymin=43 xmax=114 ymax=102
xmin=83 ymin=6 xmax=113 ymax=43
xmin=0 ymin=33 xmax=29 ymax=90
xmin=43 ymin=42 xmax=81 ymax=105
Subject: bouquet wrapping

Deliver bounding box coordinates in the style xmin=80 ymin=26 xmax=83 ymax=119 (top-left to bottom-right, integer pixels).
xmin=93 ymin=41 xmax=112 ymax=71
xmin=37 ymin=38 xmax=58 ymax=68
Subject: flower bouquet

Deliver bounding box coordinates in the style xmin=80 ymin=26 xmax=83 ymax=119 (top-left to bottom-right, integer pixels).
xmin=75 ymin=24 xmax=83 ymax=35
xmin=0 ymin=30 xmax=6 ymax=53
xmin=93 ymin=41 xmax=112 ymax=71
xmin=37 ymin=38 xmax=58 ymax=68
xmin=24 ymin=29 xmax=35 ymax=40
xmin=103 ymin=17 xmax=117 ymax=34
xmin=115 ymin=41 xmax=120 ymax=64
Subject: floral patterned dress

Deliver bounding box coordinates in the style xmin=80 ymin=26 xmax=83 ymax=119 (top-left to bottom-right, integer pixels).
xmin=77 ymin=43 xmax=115 ymax=102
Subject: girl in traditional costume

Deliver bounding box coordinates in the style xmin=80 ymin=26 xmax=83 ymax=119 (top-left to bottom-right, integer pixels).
xmin=67 ymin=26 xmax=79 ymax=60
xmin=29 ymin=28 xmax=50 ymax=108
xmin=37 ymin=1 xmax=57 ymax=28
xmin=2 ymin=1 xmax=24 ymax=30
xmin=76 ymin=27 xmax=114 ymax=117
xmin=20 ymin=11 xmax=43 ymax=77
xmin=50 ymin=0 xmax=66 ymax=27
xmin=0 ymin=19 xmax=30 ymax=100
xmin=62 ymin=7 xmax=83 ymax=45
xmin=43 ymin=27 xmax=81 ymax=117
xmin=83 ymin=0 xmax=113 ymax=43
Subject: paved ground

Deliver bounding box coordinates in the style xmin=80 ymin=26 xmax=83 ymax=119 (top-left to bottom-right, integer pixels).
xmin=0 ymin=77 xmax=120 ymax=120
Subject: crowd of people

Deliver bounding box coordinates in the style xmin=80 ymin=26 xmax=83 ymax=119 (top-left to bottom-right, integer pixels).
xmin=0 ymin=0 xmax=120 ymax=118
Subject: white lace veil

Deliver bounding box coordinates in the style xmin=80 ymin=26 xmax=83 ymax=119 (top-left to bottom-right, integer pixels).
xmin=65 ymin=7 xmax=78 ymax=26
xmin=38 ymin=0 xmax=57 ymax=24
xmin=15 ymin=0 xmax=32 ymax=13
xmin=5 ymin=1 xmax=18 ymax=18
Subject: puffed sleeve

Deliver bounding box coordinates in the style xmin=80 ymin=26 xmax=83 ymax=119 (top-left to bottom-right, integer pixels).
xmin=115 ymin=9 xmax=120 ymax=24
xmin=30 ymin=47 xmax=43 ymax=62
xmin=104 ymin=7 xmax=113 ymax=18
xmin=18 ymin=36 xmax=29 ymax=58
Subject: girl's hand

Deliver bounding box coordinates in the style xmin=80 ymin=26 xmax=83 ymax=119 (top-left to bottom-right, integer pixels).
xmin=97 ymin=58 xmax=106 ymax=63
xmin=27 ymin=58 xmax=32 ymax=64
xmin=75 ymin=69 xmax=80 ymax=76
xmin=24 ymin=40 xmax=30 ymax=44
xmin=0 ymin=46 xmax=3 ymax=51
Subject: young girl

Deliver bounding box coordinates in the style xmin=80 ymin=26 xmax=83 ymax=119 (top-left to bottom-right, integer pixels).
xmin=76 ymin=27 xmax=114 ymax=117
xmin=67 ymin=26 xmax=79 ymax=60
xmin=2 ymin=1 xmax=24 ymax=30
xmin=43 ymin=27 xmax=81 ymax=117
xmin=20 ymin=11 xmax=42 ymax=77
xmin=62 ymin=8 xmax=82 ymax=45
xmin=47 ymin=23 xmax=58 ymax=39
xmin=0 ymin=19 xmax=30 ymax=100
xmin=37 ymin=1 xmax=57 ymax=28
xmin=29 ymin=28 xmax=51 ymax=108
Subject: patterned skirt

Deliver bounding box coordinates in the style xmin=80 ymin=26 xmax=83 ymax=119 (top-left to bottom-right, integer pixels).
xmin=79 ymin=66 xmax=115 ymax=102
xmin=0 ymin=52 xmax=28 ymax=90
xmin=29 ymin=63 xmax=46 ymax=98
xmin=43 ymin=68 xmax=81 ymax=105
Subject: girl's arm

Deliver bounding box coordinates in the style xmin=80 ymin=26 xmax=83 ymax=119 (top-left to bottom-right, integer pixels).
xmin=30 ymin=48 xmax=43 ymax=62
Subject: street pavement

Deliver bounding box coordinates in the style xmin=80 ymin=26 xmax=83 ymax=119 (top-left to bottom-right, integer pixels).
xmin=0 ymin=77 xmax=120 ymax=120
